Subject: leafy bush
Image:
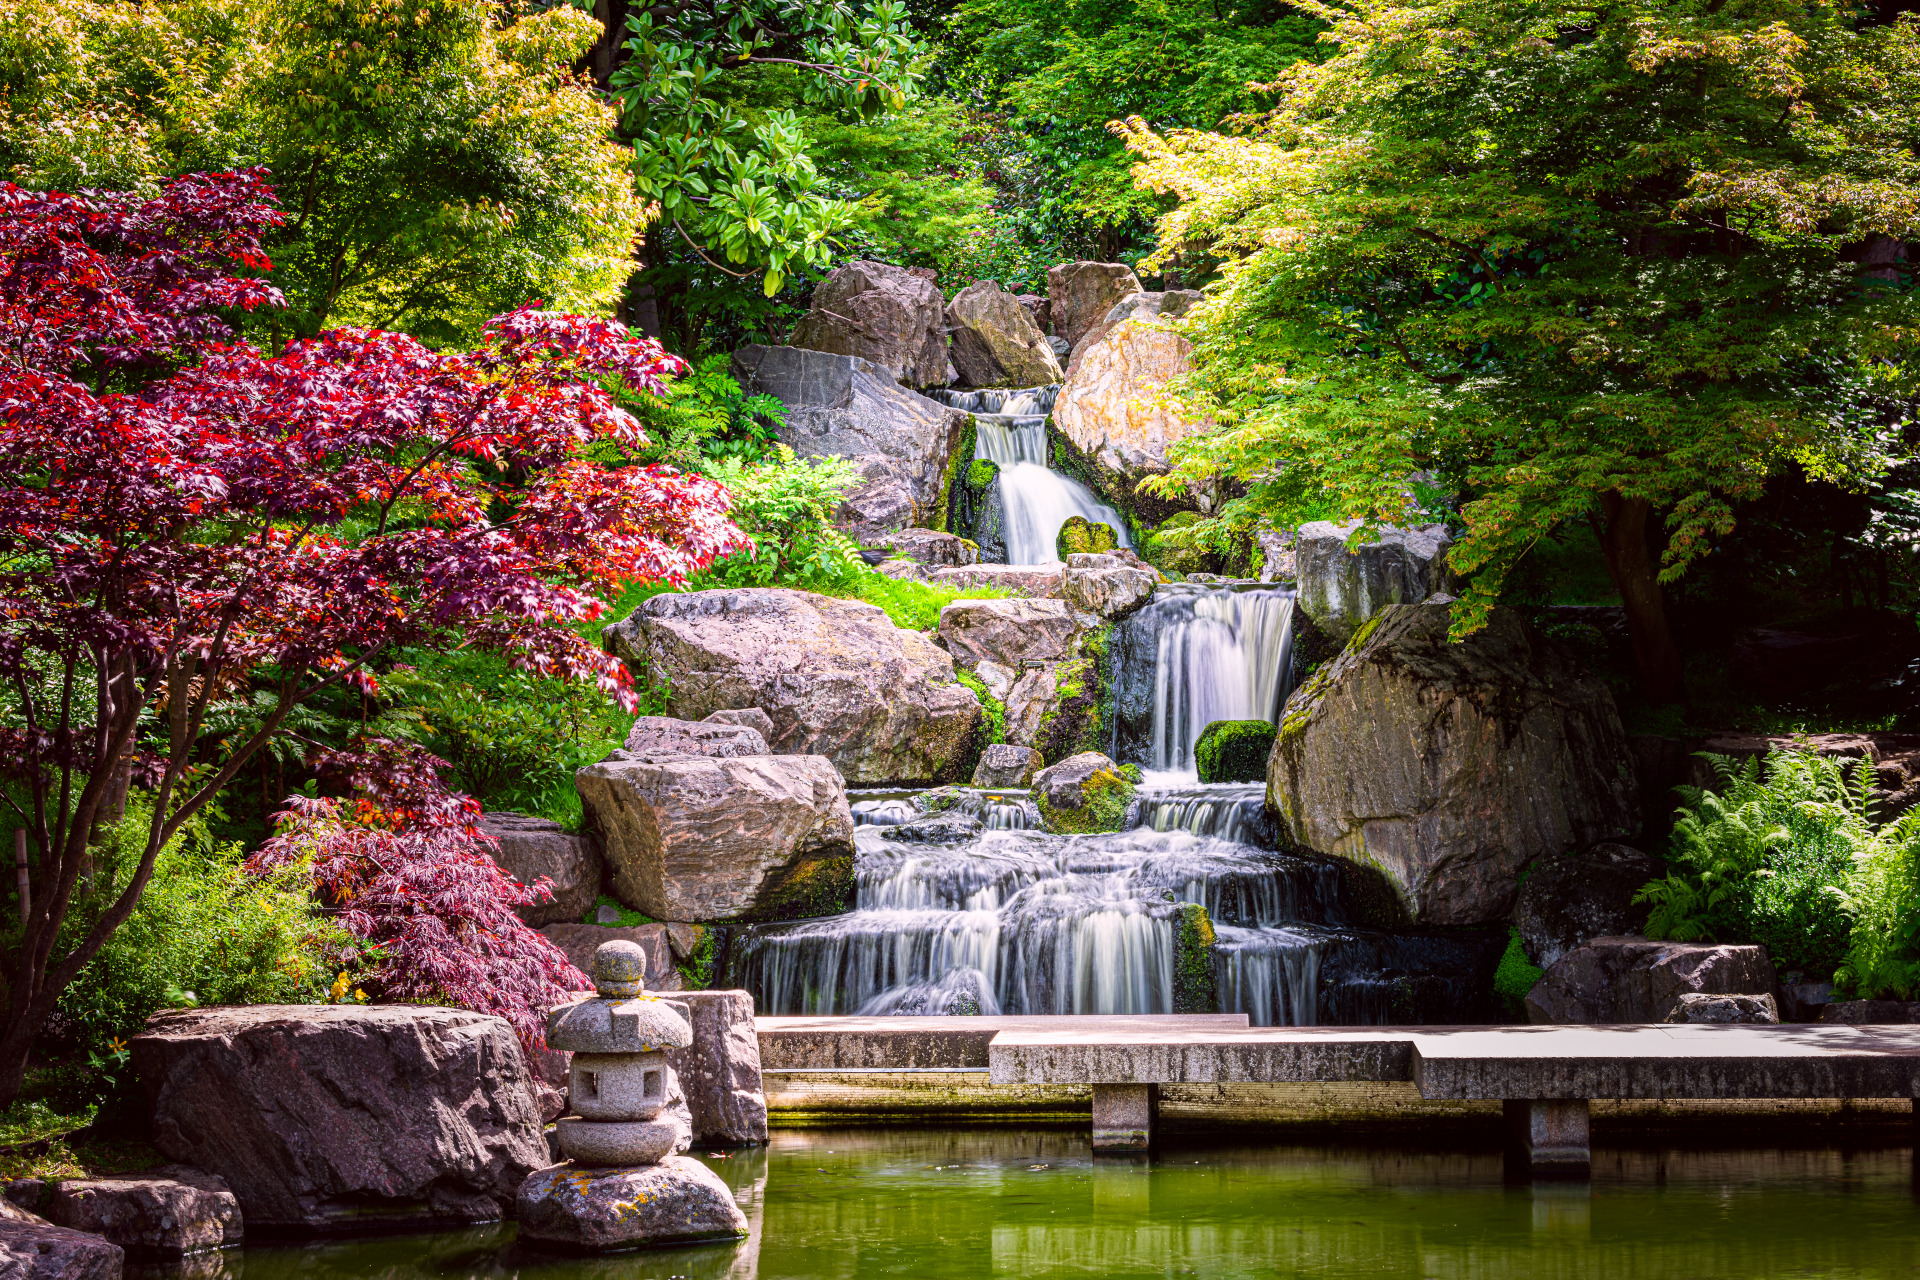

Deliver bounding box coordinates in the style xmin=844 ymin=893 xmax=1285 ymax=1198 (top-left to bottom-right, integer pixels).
xmin=1195 ymin=720 xmax=1275 ymax=783
xmin=956 ymin=670 xmax=1007 ymax=745
xmin=1834 ymin=813 xmax=1920 ymax=999
xmin=1637 ymin=752 xmax=1862 ymax=976
xmin=626 ymin=353 xmax=783 ymax=470
xmin=50 ymin=796 xmax=342 ymax=1091
xmin=704 ymin=446 xmax=866 ymax=590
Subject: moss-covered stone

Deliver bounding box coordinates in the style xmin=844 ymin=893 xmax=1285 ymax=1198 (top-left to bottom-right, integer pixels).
xmin=1195 ymin=719 xmax=1276 ymax=784
xmin=967 ymin=457 xmax=998 ymax=489
xmin=1173 ymin=902 xmax=1220 ymax=1013
xmin=934 ymin=415 xmax=979 ymax=534
xmin=1056 ymin=515 xmax=1120 ymax=559
xmin=737 ymin=852 xmax=855 ymax=923
xmin=1033 ymin=754 xmax=1136 ymax=834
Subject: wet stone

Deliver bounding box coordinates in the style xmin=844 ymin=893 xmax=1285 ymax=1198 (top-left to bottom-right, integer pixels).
xmin=515 ymin=1159 xmax=749 ymax=1252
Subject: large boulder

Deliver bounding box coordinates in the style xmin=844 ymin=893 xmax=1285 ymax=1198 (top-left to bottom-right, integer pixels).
xmin=622 ymin=715 xmax=768 ymax=758
xmin=1047 ymin=261 xmax=1142 ymax=351
xmin=1294 ymin=520 xmax=1453 ymax=645
xmin=131 ymin=1006 xmax=549 ymax=1232
xmin=835 ymin=455 xmax=919 ymax=545
xmin=606 ymin=588 xmax=981 ymax=786
xmin=937 ymin=597 xmax=1087 ymax=671
xmin=575 ymin=753 xmax=856 ymax=923
xmin=1065 ymin=289 xmax=1201 ymax=379
xmin=1512 ymin=843 xmax=1660 ymax=969
xmin=478 ymin=813 xmax=602 ymax=927
xmin=786 ymin=260 xmax=951 ymax=388
xmin=946 ymin=280 xmax=1062 ymax=388
xmin=731 ymin=345 xmax=969 ymax=530
xmin=661 ymin=990 xmax=768 ymax=1146
xmin=1524 ymin=936 xmax=1778 ymax=1024
xmin=0 ymin=1220 xmax=122 ymax=1280
xmin=1052 ymin=299 xmax=1205 ymax=500
xmin=41 ymin=1170 xmax=239 ymax=1259
xmin=877 ymin=527 xmax=979 ymax=567
xmin=1031 ymin=752 xmax=1136 ymax=834
xmin=1269 ymin=602 xmax=1638 ymax=925
xmin=1060 ymin=554 xmax=1157 ymax=619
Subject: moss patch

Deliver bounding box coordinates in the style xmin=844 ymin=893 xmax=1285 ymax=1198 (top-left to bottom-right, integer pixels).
xmin=935 ymin=415 xmax=978 ymax=534
xmin=676 ymin=927 xmax=718 ymax=989
xmin=1037 ymin=764 xmax=1136 ymax=834
xmin=967 ymin=457 xmax=998 ymax=490
xmin=1493 ymin=926 xmax=1543 ymax=1017
xmin=1056 ymin=515 xmax=1120 ymax=558
xmin=1195 ymin=720 xmax=1275 ymax=783
xmin=1173 ymin=902 xmax=1220 ymax=1013
xmin=738 ymin=852 xmax=855 ymax=923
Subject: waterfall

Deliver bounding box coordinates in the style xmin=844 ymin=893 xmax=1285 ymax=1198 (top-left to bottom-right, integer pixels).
xmin=929 ymin=385 xmax=1131 ymax=566
xmin=1144 ymin=586 xmax=1296 ymax=777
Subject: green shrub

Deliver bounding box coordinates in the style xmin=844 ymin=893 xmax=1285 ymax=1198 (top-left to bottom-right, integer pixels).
xmin=49 ymin=796 xmax=342 ymax=1102
xmin=624 ymin=353 xmax=782 ymax=470
xmin=1637 ymin=752 xmax=1862 ymax=977
xmin=1194 ymin=720 xmax=1275 ymax=783
xmin=703 ymin=447 xmax=866 ymax=591
xmin=1835 ymin=812 xmax=1920 ymax=999
xmin=1493 ymin=928 xmax=1543 ymax=1016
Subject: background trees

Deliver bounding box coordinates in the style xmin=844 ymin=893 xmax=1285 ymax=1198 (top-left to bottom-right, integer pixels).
xmin=1123 ymin=0 xmax=1920 ymax=700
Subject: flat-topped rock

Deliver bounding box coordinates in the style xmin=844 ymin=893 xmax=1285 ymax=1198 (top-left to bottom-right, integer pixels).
xmin=621 ymin=715 xmax=768 ymax=759
xmin=478 ymin=813 xmax=603 ymax=928
xmin=1526 ymin=936 xmax=1777 ymax=1024
xmin=0 ymin=1219 xmax=124 ymax=1280
xmin=41 ymin=1168 xmax=239 ymax=1258
xmin=516 ymin=1158 xmax=748 ymax=1251
xmin=924 ymin=563 xmax=1065 ymax=598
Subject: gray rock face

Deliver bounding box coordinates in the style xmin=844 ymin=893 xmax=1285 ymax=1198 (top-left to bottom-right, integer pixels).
xmin=479 ymin=813 xmax=603 ymax=928
xmin=1060 ymin=559 xmax=1157 ymax=619
xmin=0 ymin=1220 xmax=123 ymax=1280
xmin=1819 ymin=999 xmax=1920 ymax=1024
xmin=925 ymin=563 xmax=1064 ymax=598
xmin=1294 ymin=521 xmax=1453 ymax=644
xmin=835 ymin=455 xmax=919 ymax=545
xmin=972 ymin=743 xmax=1044 ymax=788
xmin=42 ymin=1170 xmax=238 ymax=1259
xmin=132 ymin=1005 xmax=549 ymax=1232
xmin=661 ymin=991 xmax=768 ymax=1146
xmin=516 ymin=1158 xmax=748 ymax=1251
xmin=879 ymin=528 xmax=979 ymax=567
xmin=731 ymin=345 xmax=968 ymax=529
xmin=606 ymin=588 xmax=981 ymax=786
xmin=1255 ymin=525 xmax=1293 ymax=583
xmin=880 ymin=811 xmax=985 ymax=843
xmin=1047 ymin=261 xmax=1143 ymax=351
xmin=1524 ymin=937 xmax=1778 ymax=1024
xmin=576 ymin=754 xmax=854 ymax=923
xmin=938 ymin=597 xmax=1086 ymax=671
xmin=1269 ymin=602 xmax=1638 ymax=925
xmin=1512 ymin=843 xmax=1660 ymax=969
xmin=622 ymin=716 xmax=769 ymax=759
xmin=539 ymin=924 xmax=679 ymax=990
xmin=786 ymin=260 xmax=951 ymax=388
xmin=704 ymin=707 xmax=776 ymax=740
xmin=1014 ymin=293 xmax=1050 ymax=333
xmin=1065 ymin=288 xmax=1202 ymax=379
xmin=1663 ymin=992 xmax=1780 ymax=1024
xmin=946 ymin=280 xmax=1063 ymax=387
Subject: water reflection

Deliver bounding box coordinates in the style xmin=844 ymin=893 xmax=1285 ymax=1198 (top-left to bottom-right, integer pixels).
xmin=193 ymin=1128 xmax=1918 ymax=1280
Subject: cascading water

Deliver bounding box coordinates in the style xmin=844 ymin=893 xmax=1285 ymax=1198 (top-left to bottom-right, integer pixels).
xmin=930 ymin=385 xmax=1130 ymax=566
xmin=1142 ymin=585 xmax=1296 ymax=777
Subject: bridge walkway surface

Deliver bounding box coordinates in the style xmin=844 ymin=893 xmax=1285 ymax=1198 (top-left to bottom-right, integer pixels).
xmin=755 ymin=1015 xmax=1920 ymax=1175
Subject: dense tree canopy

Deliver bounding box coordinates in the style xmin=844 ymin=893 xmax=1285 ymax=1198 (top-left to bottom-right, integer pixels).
xmin=1124 ymin=0 xmax=1920 ymax=699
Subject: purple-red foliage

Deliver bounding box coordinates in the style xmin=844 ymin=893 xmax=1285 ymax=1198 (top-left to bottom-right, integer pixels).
xmin=250 ymin=740 xmax=593 ymax=1054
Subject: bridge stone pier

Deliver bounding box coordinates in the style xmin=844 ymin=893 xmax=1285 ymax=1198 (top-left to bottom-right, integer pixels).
xmin=757 ymin=1016 xmax=1920 ymax=1176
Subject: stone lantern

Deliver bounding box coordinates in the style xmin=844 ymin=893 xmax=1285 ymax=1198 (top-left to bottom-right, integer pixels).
xmin=517 ymin=940 xmax=749 ymax=1252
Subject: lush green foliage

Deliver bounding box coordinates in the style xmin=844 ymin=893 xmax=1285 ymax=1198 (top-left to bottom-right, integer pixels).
xmin=1492 ymin=927 xmax=1543 ymax=1013
xmin=1122 ymin=0 xmax=1920 ymax=694
xmin=49 ymin=797 xmax=341 ymax=1094
xmin=1639 ymin=753 xmax=1865 ymax=977
xmin=0 ymin=0 xmax=646 ymax=342
xmin=626 ymin=353 xmax=784 ymax=471
xmin=1194 ymin=719 xmax=1275 ymax=784
xmin=956 ymin=669 xmax=1008 ymax=744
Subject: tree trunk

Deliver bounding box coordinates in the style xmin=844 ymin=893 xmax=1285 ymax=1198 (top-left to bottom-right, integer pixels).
xmin=1596 ymin=492 xmax=1685 ymax=704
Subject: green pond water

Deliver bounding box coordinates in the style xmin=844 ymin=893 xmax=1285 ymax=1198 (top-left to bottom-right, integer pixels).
xmin=218 ymin=1128 xmax=1917 ymax=1280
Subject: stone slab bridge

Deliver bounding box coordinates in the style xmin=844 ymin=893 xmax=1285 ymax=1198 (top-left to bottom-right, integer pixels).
xmin=756 ymin=1015 xmax=1920 ymax=1175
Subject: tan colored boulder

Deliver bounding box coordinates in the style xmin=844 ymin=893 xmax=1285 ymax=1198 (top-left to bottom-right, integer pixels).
xmin=946 ymin=280 xmax=1063 ymax=387
xmin=575 ymin=753 xmax=855 ymax=922
xmin=1053 ymin=309 xmax=1204 ymax=491
xmin=605 ymin=588 xmax=981 ymax=786
xmin=1047 ymin=261 xmax=1142 ymax=351
xmin=1065 ymin=289 xmax=1201 ymax=378
xmin=787 ymin=260 xmax=951 ymax=388
xmin=1269 ymin=601 xmax=1638 ymax=925
xmin=924 ymin=563 xmax=1065 ymax=598
xmin=622 ymin=715 xmax=768 ymax=758
xmin=879 ymin=527 xmax=979 ymax=567
xmin=938 ymin=597 xmax=1086 ymax=670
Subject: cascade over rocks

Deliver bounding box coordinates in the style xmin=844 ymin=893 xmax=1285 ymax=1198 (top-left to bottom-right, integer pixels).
xmin=1053 ymin=293 xmax=1206 ymax=506
xmin=478 ymin=813 xmax=603 ymax=927
xmin=731 ymin=345 xmax=968 ymax=536
xmin=605 ymin=588 xmax=981 ymax=786
xmin=1511 ymin=843 xmax=1659 ymax=968
xmin=131 ymin=1005 xmax=549 ymax=1232
xmin=947 ymin=280 xmax=1063 ymax=387
xmin=1047 ymin=261 xmax=1142 ymax=351
xmin=1268 ymin=602 xmax=1638 ymax=925
xmin=574 ymin=753 xmax=855 ymax=922
xmin=1294 ymin=521 xmax=1454 ymax=644
xmin=786 ymin=260 xmax=952 ymax=388
xmin=1524 ymin=936 xmax=1778 ymax=1024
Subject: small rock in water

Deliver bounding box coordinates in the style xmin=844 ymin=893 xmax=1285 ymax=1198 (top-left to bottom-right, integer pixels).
xmin=880 ymin=812 xmax=984 ymax=844
xmin=516 ymin=1159 xmax=748 ymax=1251
xmin=1663 ymin=992 xmax=1779 ymax=1024
xmin=972 ymin=743 xmax=1044 ymax=789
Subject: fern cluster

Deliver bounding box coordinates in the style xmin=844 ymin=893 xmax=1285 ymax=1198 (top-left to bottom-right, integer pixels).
xmin=1637 ymin=751 xmax=1920 ymax=997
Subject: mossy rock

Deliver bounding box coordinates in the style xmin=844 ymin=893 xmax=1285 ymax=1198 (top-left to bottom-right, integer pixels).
xmin=736 ymin=852 xmax=855 ymax=923
xmin=1056 ymin=515 xmax=1120 ymax=559
xmin=1172 ymin=901 xmax=1220 ymax=1013
xmin=967 ymin=458 xmax=999 ymax=490
xmin=1033 ymin=754 xmax=1138 ymax=834
xmin=1195 ymin=720 xmax=1276 ymax=784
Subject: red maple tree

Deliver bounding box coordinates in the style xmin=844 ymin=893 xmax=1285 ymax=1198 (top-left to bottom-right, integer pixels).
xmin=0 ymin=171 xmax=747 ymax=1102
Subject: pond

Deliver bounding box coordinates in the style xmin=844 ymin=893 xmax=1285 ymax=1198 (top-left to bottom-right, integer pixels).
xmin=211 ymin=1127 xmax=1919 ymax=1280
